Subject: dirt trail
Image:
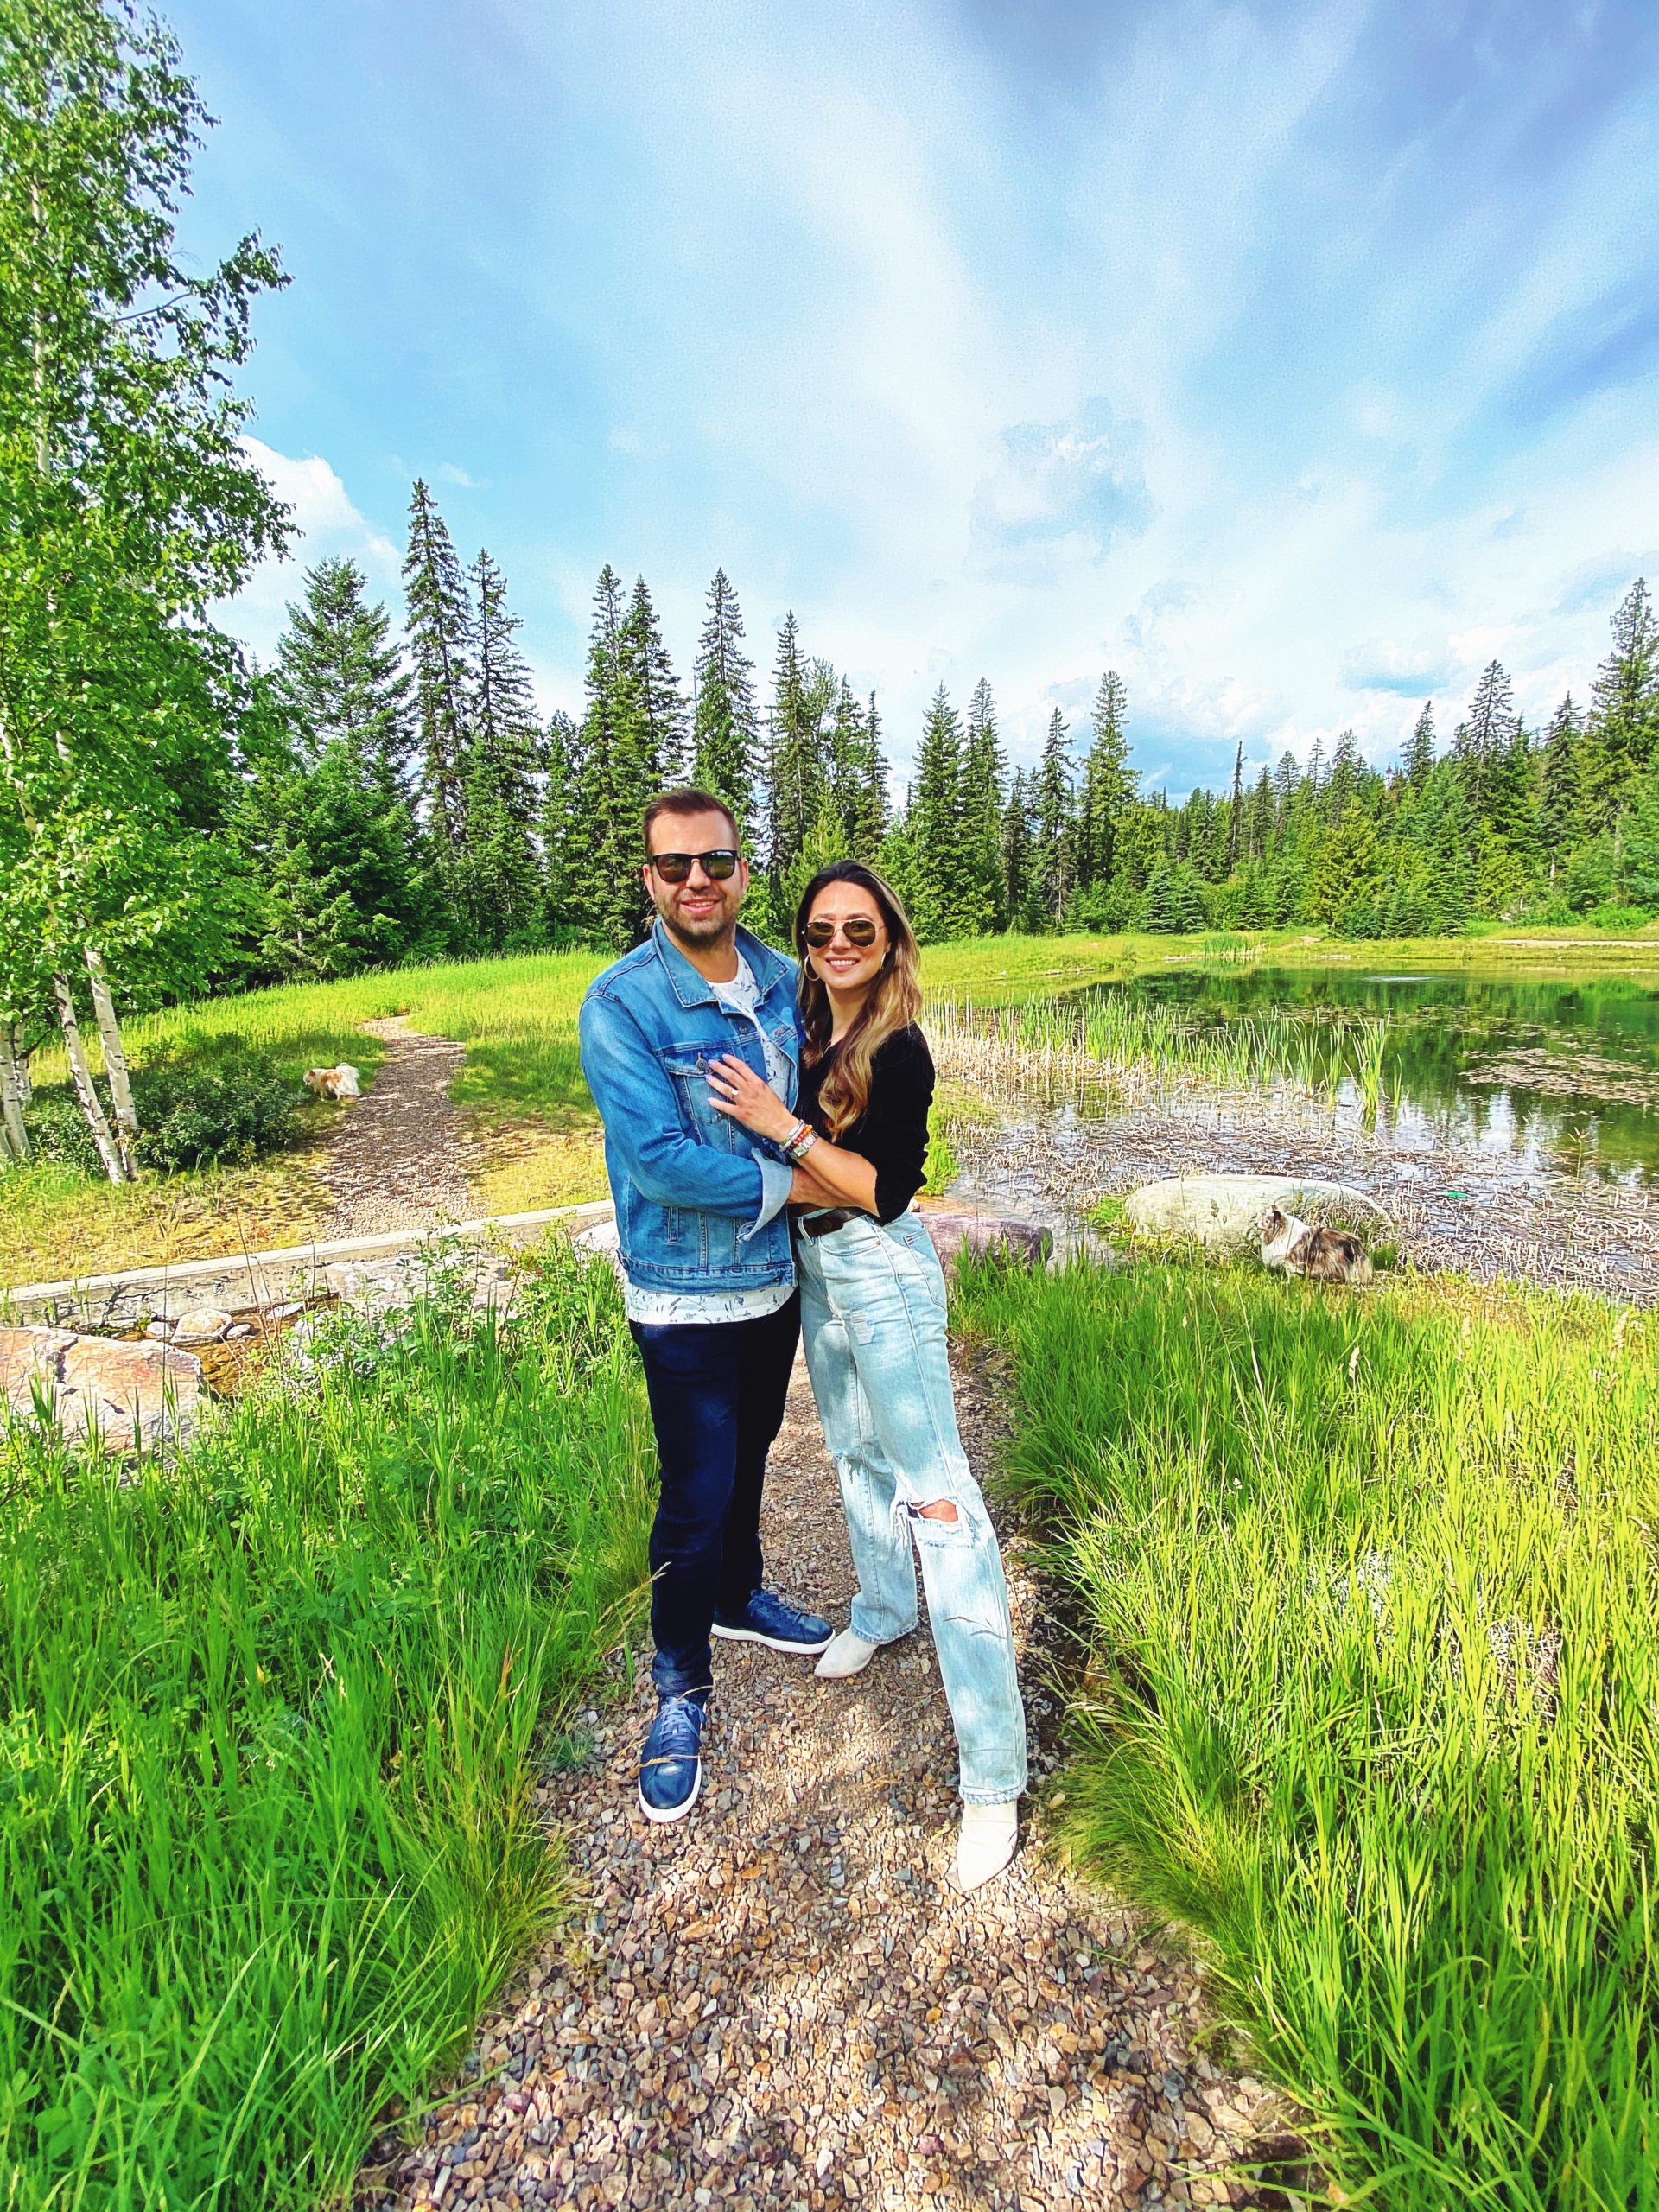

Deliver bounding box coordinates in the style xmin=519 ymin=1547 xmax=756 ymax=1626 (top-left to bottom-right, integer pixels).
xmin=315 ymin=1018 xmax=482 ymax=1238
xmin=363 ymin=1360 xmax=1287 ymax=2212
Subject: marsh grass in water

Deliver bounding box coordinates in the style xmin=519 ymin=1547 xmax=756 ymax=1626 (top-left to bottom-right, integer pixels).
xmin=926 ymin=986 xmax=1392 ymax=1114
xmin=0 ymin=1239 xmax=652 ymax=2209
xmin=955 ymin=1257 xmax=1658 ymax=2209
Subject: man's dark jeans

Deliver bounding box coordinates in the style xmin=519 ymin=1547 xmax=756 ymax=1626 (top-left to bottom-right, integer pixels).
xmin=629 ymin=1294 xmax=802 ymax=1700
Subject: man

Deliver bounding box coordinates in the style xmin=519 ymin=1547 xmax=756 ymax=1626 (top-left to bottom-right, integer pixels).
xmin=578 ymin=788 xmax=833 ymax=1821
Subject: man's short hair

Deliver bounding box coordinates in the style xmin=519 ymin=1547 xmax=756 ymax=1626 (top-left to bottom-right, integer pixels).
xmin=642 ymin=787 xmax=741 ymax=853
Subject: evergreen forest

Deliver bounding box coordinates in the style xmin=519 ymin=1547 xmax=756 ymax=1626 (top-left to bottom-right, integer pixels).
xmin=235 ymin=530 xmax=1659 ymax=973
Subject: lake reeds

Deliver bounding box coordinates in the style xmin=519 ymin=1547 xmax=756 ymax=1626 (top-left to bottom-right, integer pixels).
xmin=957 ymin=1257 xmax=1659 ymax=2210
xmin=0 ymin=1240 xmax=652 ymax=2209
xmin=925 ymin=985 xmax=1392 ymax=1116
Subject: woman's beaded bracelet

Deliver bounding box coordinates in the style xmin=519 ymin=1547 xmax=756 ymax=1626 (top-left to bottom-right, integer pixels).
xmin=782 ymin=1121 xmax=819 ymax=1162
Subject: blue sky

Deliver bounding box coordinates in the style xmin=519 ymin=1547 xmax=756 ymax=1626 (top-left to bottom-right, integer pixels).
xmin=172 ymin=0 xmax=1659 ymax=798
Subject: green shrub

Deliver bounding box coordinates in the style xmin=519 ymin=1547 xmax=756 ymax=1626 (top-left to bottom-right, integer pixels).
xmin=22 ymin=1052 xmax=303 ymax=1175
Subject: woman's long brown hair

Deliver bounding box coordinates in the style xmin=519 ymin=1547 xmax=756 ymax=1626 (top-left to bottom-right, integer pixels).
xmin=794 ymin=862 xmax=923 ymax=1136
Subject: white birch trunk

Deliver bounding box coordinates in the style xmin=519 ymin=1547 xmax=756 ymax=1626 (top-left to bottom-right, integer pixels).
xmin=84 ymin=944 xmax=139 ymax=1177
xmin=51 ymin=969 xmax=128 ymax=1184
xmin=0 ymin=1027 xmax=29 ymax=1162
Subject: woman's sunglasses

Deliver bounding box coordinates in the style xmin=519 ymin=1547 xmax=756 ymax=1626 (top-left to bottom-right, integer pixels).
xmin=648 ymin=849 xmax=740 ymax=884
xmin=802 ymin=915 xmax=880 ymax=949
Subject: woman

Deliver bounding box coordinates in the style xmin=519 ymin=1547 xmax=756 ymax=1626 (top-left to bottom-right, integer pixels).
xmin=706 ymin=861 xmax=1027 ymax=1891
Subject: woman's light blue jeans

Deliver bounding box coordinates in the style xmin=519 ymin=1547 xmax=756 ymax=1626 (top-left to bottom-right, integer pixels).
xmin=795 ymin=1209 xmax=1027 ymax=1806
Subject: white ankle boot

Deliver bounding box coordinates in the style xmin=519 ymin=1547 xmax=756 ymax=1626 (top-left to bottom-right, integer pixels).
xmin=954 ymin=1802 xmax=1018 ymax=1891
xmin=814 ymin=1627 xmax=878 ymax=1679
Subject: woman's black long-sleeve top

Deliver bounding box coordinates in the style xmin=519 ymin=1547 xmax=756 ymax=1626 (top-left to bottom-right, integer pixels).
xmin=797 ymin=1022 xmax=935 ymax=1225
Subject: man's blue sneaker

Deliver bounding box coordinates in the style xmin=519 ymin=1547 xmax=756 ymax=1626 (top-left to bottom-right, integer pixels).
xmin=638 ymin=1694 xmax=707 ymax=1823
xmin=711 ymin=1590 xmax=834 ymax=1656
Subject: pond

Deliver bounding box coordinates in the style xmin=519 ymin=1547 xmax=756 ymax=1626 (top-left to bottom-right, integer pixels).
xmin=1104 ymin=964 xmax=1659 ymax=1185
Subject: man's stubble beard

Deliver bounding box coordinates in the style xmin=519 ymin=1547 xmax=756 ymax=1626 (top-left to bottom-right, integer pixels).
xmin=655 ymin=888 xmax=743 ymax=954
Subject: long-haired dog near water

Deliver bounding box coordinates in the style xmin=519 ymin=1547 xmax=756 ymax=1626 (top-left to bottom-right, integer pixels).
xmin=303 ymin=1063 xmax=361 ymax=1100
xmin=1260 ymin=1204 xmax=1374 ymax=1285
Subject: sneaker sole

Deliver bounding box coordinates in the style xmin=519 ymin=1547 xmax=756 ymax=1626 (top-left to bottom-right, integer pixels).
xmin=638 ymin=1761 xmax=702 ymax=1824
xmin=711 ymin=1624 xmax=833 ymax=1655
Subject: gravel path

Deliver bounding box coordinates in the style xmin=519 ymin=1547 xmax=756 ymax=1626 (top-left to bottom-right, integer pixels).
xmin=317 ymin=1019 xmax=481 ymax=1238
xmin=361 ymin=1357 xmax=1291 ymax=2212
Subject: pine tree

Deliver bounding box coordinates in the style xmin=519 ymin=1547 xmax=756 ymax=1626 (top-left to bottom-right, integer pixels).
xmin=1539 ymin=695 xmax=1584 ymax=860
xmin=1033 ymin=708 xmax=1074 ymax=924
xmin=858 ymin=692 xmax=891 ymax=859
xmin=458 ymin=548 xmax=544 ymax=948
xmin=765 ymin=612 xmax=825 ymax=878
xmin=961 ymin=680 xmax=1007 ymax=934
xmin=403 ymin=480 xmax=473 ymax=852
xmin=1326 ymin=728 xmax=1360 ymax=823
xmin=620 ymin=575 xmax=687 ymax=790
xmin=1077 ymin=671 xmax=1135 ymax=889
xmin=578 ymin=564 xmax=656 ymax=951
xmin=1403 ymin=701 xmax=1436 ymax=789
xmin=271 ymin=556 xmax=414 ymax=797
xmin=909 ymin=685 xmax=967 ymax=942
xmin=1587 ymin=580 xmax=1659 ymax=816
xmin=690 ymin=569 xmax=758 ymax=832
xmin=826 ymin=678 xmax=868 ymax=853
xmin=541 ymin=709 xmax=587 ymax=939
xmin=1001 ymin=770 xmax=1036 ymax=931
xmin=252 ymin=562 xmax=431 ymax=973
xmin=1454 ymin=660 xmax=1521 ymax=823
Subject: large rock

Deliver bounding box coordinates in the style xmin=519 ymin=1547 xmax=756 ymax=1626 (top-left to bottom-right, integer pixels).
xmin=1123 ymin=1174 xmax=1391 ymax=1251
xmin=0 ymin=1325 xmax=203 ymax=1451
xmin=918 ymin=1210 xmax=1053 ymax=1273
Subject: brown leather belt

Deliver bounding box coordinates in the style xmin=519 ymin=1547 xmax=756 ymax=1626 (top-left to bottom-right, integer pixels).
xmin=795 ymin=1207 xmax=860 ymax=1239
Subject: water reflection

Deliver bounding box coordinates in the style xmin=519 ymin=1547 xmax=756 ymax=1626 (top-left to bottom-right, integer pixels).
xmin=1095 ymin=967 xmax=1659 ymax=1184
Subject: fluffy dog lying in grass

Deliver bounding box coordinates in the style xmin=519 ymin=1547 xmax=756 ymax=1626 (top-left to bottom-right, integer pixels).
xmin=1260 ymin=1204 xmax=1374 ymax=1285
xmin=302 ymin=1063 xmax=361 ymax=1099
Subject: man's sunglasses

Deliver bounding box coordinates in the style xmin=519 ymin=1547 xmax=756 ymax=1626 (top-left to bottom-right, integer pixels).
xmin=802 ymin=916 xmax=881 ymax=949
xmin=647 ymin=849 xmax=740 ymax=884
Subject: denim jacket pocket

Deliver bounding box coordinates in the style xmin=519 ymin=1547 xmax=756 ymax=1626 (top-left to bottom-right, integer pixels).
xmin=661 ymin=1043 xmax=744 ymax=1153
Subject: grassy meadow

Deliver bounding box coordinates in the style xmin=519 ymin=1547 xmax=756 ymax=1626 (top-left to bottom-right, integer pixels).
xmin=954 ymin=1254 xmax=1658 ymax=2211
xmin=0 ymin=1241 xmax=653 ymax=2209
xmin=10 ymin=923 xmax=1659 ymax=1288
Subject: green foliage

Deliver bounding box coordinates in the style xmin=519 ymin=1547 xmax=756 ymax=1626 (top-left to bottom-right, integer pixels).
xmin=23 ymin=1050 xmax=302 ymax=1173
xmin=0 ymin=1243 xmax=652 ymax=2209
xmin=957 ymin=1258 xmax=1659 ymax=2212
xmin=690 ymin=568 xmax=760 ymax=832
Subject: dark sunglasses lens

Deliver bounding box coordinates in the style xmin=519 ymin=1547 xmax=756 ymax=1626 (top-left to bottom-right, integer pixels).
xmin=652 ymin=849 xmax=739 ymax=883
xmin=805 ymin=917 xmax=879 ymax=947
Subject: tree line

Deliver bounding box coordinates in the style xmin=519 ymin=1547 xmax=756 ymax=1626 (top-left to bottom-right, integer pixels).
xmin=3 ymin=0 xmax=1658 ymax=1188
xmin=243 ymin=531 xmax=1659 ymax=964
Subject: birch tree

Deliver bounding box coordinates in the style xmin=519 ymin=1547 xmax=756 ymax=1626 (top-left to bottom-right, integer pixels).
xmin=0 ymin=0 xmax=288 ymax=1179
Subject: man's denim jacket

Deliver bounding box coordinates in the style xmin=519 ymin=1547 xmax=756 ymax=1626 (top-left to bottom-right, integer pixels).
xmin=577 ymin=919 xmax=801 ymax=1294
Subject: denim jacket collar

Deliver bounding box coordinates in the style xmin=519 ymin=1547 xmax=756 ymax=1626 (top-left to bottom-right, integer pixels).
xmin=650 ymin=917 xmax=791 ymax=1011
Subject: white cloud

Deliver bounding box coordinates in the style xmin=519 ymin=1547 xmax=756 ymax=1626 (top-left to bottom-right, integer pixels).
xmin=434 ymin=460 xmax=487 ymax=489
xmin=222 ymin=439 xmax=401 ymax=662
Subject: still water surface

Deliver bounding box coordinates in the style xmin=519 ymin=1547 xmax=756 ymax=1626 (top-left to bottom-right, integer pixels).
xmin=1097 ymin=966 xmax=1659 ymax=1183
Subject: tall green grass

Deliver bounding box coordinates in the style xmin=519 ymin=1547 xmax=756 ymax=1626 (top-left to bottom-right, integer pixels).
xmin=956 ymin=1258 xmax=1658 ymax=2209
xmin=0 ymin=1241 xmax=652 ymax=2209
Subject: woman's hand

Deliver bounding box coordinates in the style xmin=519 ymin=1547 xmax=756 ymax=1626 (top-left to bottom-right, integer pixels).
xmin=706 ymin=1053 xmax=800 ymax=1143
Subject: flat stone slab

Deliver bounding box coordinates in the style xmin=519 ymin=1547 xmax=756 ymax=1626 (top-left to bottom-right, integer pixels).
xmin=0 ymin=1325 xmax=203 ymax=1452
xmin=1124 ymin=1173 xmax=1392 ymax=1249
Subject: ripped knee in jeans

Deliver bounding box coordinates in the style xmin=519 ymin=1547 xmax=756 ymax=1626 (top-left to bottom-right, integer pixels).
xmin=905 ymin=1497 xmax=969 ymax=1541
xmin=912 ymin=1498 xmax=959 ymax=1523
